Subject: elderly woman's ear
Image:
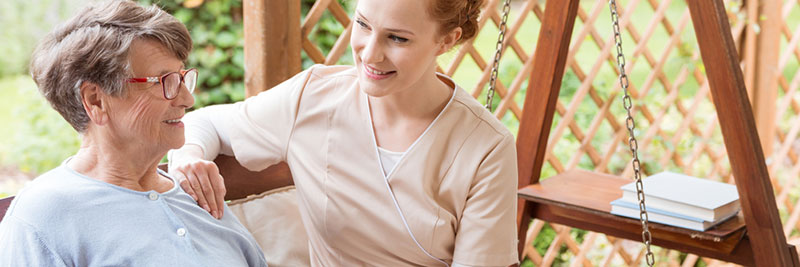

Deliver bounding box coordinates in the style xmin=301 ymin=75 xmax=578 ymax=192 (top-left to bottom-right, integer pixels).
xmin=79 ymin=81 xmax=109 ymax=126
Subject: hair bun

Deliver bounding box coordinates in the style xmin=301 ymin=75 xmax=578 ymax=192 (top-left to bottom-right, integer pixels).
xmin=429 ymin=0 xmax=486 ymax=45
xmin=459 ymin=0 xmax=484 ymax=43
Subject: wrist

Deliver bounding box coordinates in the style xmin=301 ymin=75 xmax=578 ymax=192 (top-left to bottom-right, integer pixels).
xmin=168 ymin=144 xmax=205 ymax=169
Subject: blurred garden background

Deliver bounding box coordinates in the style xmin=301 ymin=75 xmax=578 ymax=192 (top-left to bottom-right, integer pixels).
xmin=0 ymin=0 xmax=349 ymax=197
xmin=2 ymin=0 xmax=800 ymax=265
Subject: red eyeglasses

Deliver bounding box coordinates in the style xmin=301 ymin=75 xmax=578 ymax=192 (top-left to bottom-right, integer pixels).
xmin=127 ymin=68 xmax=198 ymax=100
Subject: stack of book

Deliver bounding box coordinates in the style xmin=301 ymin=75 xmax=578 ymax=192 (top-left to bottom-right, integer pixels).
xmin=610 ymin=171 xmax=740 ymax=231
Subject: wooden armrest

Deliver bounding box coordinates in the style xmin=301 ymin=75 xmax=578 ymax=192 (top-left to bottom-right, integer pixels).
xmin=159 ymin=155 xmax=294 ymax=201
xmin=214 ymin=155 xmax=293 ymax=201
xmin=0 ymin=196 xmax=14 ymax=222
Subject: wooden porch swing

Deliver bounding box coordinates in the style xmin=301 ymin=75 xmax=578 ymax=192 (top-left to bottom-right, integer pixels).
xmin=515 ymin=0 xmax=799 ymax=266
xmin=0 ymin=0 xmax=796 ymax=266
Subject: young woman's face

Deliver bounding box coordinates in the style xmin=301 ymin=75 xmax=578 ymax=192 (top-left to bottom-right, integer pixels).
xmin=350 ymin=0 xmax=452 ymax=97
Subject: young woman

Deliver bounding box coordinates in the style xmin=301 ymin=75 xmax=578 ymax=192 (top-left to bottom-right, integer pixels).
xmin=169 ymin=0 xmax=518 ymax=265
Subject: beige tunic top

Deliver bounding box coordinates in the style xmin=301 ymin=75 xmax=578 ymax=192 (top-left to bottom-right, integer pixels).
xmin=183 ymin=65 xmax=519 ymax=266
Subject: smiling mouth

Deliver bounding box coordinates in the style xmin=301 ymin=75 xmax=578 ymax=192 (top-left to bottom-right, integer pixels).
xmin=363 ymin=64 xmax=396 ymax=80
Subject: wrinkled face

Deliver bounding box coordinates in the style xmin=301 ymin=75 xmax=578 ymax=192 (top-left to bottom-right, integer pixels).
xmin=351 ymin=0 xmax=447 ymax=97
xmin=106 ymin=38 xmax=194 ymax=151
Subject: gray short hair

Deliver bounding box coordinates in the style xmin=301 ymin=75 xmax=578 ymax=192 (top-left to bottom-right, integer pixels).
xmin=30 ymin=0 xmax=192 ymax=132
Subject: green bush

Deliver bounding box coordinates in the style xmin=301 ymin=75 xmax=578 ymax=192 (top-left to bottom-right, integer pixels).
xmin=0 ymin=75 xmax=80 ymax=175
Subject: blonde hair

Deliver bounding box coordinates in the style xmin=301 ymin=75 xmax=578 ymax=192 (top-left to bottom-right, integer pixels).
xmin=29 ymin=0 xmax=192 ymax=132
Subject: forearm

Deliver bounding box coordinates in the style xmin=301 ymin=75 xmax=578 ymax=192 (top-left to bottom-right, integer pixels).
xmin=170 ymin=104 xmax=235 ymax=167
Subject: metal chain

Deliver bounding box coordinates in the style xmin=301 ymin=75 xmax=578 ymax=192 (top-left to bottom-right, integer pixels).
xmin=485 ymin=0 xmax=511 ymax=111
xmin=608 ymin=1 xmax=655 ymax=266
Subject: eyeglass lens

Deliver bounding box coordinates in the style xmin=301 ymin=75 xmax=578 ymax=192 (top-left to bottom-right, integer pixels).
xmin=163 ymin=69 xmax=197 ymax=99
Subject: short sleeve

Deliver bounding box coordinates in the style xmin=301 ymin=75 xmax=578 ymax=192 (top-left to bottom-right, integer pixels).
xmin=452 ymin=134 xmax=519 ymax=266
xmin=184 ymin=66 xmax=317 ymax=171
xmin=0 ymin=216 xmax=67 ymax=267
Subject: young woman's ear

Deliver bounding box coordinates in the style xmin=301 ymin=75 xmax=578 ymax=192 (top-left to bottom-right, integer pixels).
xmin=437 ymin=27 xmax=463 ymax=55
xmin=79 ymin=81 xmax=109 ymax=126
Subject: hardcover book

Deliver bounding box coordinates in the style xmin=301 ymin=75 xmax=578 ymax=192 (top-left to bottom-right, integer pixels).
xmin=619 ymin=171 xmax=740 ymax=221
xmin=610 ymin=198 xmax=738 ymax=231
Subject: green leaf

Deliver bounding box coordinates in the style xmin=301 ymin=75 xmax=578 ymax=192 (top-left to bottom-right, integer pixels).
xmin=173 ymin=8 xmax=193 ymax=24
xmin=214 ymin=31 xmax=237 ymax=48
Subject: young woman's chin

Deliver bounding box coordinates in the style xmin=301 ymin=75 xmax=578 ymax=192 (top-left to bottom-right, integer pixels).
xmin=358 ymin=74 xmax=400 ymax=97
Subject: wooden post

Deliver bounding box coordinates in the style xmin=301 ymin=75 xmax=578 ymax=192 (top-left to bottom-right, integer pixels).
xmin=686 ymin=0 xmax=795 ymax=265
xmin=243 ymin=0 xmax=301 ymax=98
xmin=751 ymin=0 xmax=781 ymax=156
xmin=515 ymin=0 xmax=581 ymax=259
xmin=743 ymin=0 xmax=757 ymax=100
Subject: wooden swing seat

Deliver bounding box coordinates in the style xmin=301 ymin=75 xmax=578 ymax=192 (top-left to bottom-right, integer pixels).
xmin=518 ymin=169 xmax=758 ymax=265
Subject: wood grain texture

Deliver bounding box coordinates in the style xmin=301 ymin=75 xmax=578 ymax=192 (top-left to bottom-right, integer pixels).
xmin=518 ymin=171 xmax=753 ymax=265
xmin=752 ymin=0 xmax=781 ymax=156
xmin=515 ymin=0 xmax=581 ymax=259
xmin=686 ymin=0 xmax=796 ymax=265
xmin=244 ymin=0 xmax=301 ymax=97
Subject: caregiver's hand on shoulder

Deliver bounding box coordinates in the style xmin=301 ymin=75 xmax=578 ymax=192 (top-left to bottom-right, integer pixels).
xmin=169 ymin=144 xmax=227 ymax=220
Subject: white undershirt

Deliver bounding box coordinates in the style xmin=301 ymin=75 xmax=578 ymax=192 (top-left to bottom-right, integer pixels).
xmin=377 ymin=147 xmax=405 ymax=177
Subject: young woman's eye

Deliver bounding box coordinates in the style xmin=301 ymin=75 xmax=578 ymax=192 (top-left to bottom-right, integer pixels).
xmin=389 ymin=35 xmax=408 ymax=43
xmin=356 ymin=19 xmax=369 ymax=29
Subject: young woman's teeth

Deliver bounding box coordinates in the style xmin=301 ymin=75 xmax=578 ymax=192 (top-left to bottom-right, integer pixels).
xmin=368 ymin=67 xmax=389 ymax=75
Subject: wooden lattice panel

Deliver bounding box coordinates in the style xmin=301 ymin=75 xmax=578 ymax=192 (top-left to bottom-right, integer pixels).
xmin=301 ymin=0 xmax=352 ymax=65
xmin=775 ymin=0 xmax=800 ymax=253
xmin=292 ymin=0 xmax=798 ymax=265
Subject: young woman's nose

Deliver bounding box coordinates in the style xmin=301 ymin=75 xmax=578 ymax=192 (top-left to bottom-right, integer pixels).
xmin=360 ymin=35 xmax=384 ymax=64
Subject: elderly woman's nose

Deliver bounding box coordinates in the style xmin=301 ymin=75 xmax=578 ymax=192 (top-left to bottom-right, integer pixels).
xmin=173 ymin=83 xmax=195 ymax=108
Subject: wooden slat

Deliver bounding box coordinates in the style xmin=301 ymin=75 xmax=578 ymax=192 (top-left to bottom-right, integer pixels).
xmin=744 ymin=0 xmax=758 ymax=101
xmin=686 ymin=0 xmax=796 ymax=265
xmin=324 ymin=22 xmax=352 ymax=65
xmin=301 ymin=0 xmax=332 ymax=35
xmin=752 ymin=0 xmax=782 ymax=156
xmin=516 ymin=0 xmax=581 ymax=259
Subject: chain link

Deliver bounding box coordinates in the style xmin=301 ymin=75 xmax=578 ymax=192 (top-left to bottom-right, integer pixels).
xmin=608 ymin=0 xmax=655 ymax=266
xmin=485 ymin=0 xmax=511 ymax=111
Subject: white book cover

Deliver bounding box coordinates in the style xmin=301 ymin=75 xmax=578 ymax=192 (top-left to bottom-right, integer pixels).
xmin=610 ymin=198 xmax=738 ymax=231
xmin=620 ymin=171 xmax=740 ymax=221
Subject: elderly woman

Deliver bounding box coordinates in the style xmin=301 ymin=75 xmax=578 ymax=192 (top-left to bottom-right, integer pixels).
xmin=0 ymin=1 xmax=267 ymax=266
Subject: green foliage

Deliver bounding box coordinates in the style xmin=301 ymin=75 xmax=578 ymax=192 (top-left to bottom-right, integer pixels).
xmin=135 ymin=0 xmax=352 ymax=109
xmin=0 ymin=76 xmax=81 ymax=175
xmin=138 ymin=0 xmax=246 ymax=107
xmin=0 ymin=0 xmax=95 ymax=76
xmin=529 ymin=223 xmax=588 ymax=265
